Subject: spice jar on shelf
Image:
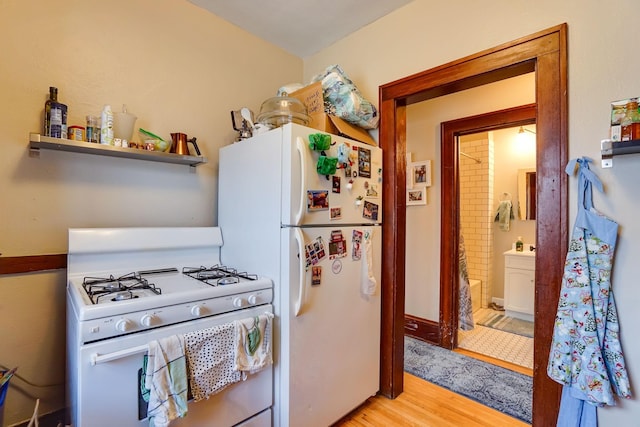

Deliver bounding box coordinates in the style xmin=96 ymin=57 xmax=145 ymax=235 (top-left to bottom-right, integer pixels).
xmin=620 ymin=99 xmax=640 ymax=142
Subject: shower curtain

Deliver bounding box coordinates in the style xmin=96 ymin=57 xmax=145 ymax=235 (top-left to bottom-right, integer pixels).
xmin=459 ymin=233 xmax=475 ymax=330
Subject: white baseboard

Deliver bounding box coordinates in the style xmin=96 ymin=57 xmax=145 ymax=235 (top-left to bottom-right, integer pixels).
xmin=492 ymin=297 xmax=504 ymax=306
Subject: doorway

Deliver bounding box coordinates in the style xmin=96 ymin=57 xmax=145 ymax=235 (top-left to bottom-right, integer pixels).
xmin=378 ymin=25 xmax=568 ymax=426
xmin=441 ymin=104 xmax=537 ymax=350
xmin=445 ymin=106 xmax=537 ymax=373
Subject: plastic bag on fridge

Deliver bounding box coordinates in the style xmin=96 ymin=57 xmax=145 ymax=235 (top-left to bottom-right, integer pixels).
xmin=311 ymin=64 xmax=379 ymax=130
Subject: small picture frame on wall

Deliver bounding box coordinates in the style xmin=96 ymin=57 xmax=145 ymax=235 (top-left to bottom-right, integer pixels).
xmin=407 ymin=187 xmax=427 ymax=206
xmin=410 ymin=160 xmax=432 ymax=188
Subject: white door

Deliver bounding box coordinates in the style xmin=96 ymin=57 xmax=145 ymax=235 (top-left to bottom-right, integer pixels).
xmin=278 ymin=225 xmax=381 ymax=427
xmin=281 ymin=124 xmax=383 ymax=227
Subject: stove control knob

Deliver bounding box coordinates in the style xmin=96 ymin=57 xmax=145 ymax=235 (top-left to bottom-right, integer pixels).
xmin=247 ymin=294 xmax=258 ymax=305
xmin=140 ymin=314 xmax=157 ymax=327
xmin=191 ymin=305 xmax=203 ymax=317
xmin=233 ymin=297 xmax=244 ymax=308
xmin=115 ymin=318 xmax=133 ymax=332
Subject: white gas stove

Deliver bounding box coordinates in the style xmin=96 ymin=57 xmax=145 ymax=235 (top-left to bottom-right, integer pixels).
xmin=66 ymin=227 xmax=274 ymax=427
xmin=67 ymin=227 xmax=272 ymax=341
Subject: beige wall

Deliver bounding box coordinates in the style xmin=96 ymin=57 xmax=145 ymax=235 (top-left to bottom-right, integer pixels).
xmin=0 ymin=0 xmax=301 ymax=423
xmin=307 ymin=1 xmax=640 ymax=424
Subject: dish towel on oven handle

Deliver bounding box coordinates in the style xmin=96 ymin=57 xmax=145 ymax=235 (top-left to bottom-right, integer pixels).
xmin=183 ymin=322 xmax=241 ymax=401
xmin=234 ymin=312 xmax=275 ymax=376
xmin=144 ymin=335 xmax=188 ymax=427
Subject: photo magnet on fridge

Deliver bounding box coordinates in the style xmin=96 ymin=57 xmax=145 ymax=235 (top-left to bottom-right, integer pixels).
xmin=332 ymin=176 xmax=341 ymax=193
xmin=362 ymin=201 xmax=379 ymax=221
xmin=307 ymin=190 xmax=329 ymax=211
xmin=343 ymin=162 xmax=352 ymax=178
xmin=329 ymin=229 xmax=347 ymax=260
xmin=305 ymin=236 xmax=327 ymax=268
xmin=352 ymin=230 xmax=363 ymax=260
xmin=358 ymin=147 xmax=371 ymax=178
xmin=329 ymin=240 xmax=347 ymax=260
xmin=312 ymin=266 xmax=322 ymax=286
xmin=366 ymin=183 xmax=379 ymax=198
xmin=330 ymin=207 xmax=342 ymax=220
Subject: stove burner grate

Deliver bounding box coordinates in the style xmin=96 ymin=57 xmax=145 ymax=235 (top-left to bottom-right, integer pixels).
xmin=82 ymin=272 xmax=161 ymax=304
xmin=183 ymin=265 xmax=257 ymax=286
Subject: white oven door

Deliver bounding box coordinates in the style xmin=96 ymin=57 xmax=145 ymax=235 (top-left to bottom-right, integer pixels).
xmin=73 ymin=305 xmax=273 ymax=427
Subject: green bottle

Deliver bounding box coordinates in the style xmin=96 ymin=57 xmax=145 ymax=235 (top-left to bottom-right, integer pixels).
xmin=516 ymin=236 xmax=523 ymax=252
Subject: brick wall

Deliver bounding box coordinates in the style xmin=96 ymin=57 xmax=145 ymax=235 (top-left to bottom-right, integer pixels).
xmin=459 ymin=135 xmax=493 ymax=307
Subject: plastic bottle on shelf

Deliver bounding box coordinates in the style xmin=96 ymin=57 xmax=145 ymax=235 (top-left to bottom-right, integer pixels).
xmin=43 ymin=87 xmax=68 ymax=139
xmin=100 ymin=104 xmax=114 ymax=145
xmin=620 ymin=99 xmax=640 ymax=142
xmin=516 ymin=236 xmax=524 ymax=252
xmin=85 ymin=115 xmax=99 ymax=143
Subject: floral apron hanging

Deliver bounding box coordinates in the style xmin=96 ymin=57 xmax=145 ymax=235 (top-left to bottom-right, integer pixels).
xmin=547 ymin=157 xmax=632 ymax=425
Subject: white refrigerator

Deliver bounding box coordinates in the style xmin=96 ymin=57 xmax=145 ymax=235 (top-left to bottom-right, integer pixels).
xmin=218 ymin=123 xmax=382 ymax=427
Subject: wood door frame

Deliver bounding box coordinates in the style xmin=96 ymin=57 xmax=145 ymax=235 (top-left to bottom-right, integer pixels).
xmin=440 ymin=104 xmax=536 ymax=350
xmin=378 ymin=24 xmax=568 ymax=426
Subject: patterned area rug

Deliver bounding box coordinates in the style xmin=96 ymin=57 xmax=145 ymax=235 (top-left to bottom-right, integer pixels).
xmin=404 ymin=336 xmax=532 ymax=424
xmin=476 ymin=311 xmax=534 ymax=338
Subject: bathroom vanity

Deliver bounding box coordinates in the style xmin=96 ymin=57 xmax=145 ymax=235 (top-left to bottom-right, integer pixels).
xmin=504 ymin=248 xmax=535 ymax=321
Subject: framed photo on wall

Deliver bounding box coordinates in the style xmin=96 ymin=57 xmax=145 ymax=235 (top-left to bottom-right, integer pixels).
xmin=407 ymin=187 xmax=427 ymax=206
xmin=410 ymin=160 xmax=432 ymax=187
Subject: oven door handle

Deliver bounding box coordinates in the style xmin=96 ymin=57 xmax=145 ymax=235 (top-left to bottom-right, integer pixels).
xmin=90 ymin=344 xmax=148 ymax=366
xmin=293 ymin=227 xmax=306 ymax=317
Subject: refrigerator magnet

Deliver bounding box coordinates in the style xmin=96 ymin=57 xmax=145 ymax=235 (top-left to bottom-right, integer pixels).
xmin=330 ymin=207 xmax=342 ymax=220
xmin=332 ymin=176 xmax=341 ymax=193
xmin=349 ymin=147 xmax=358 ymax=165
xmin=312 ymin=266 xmax=322 ymax=286
xmin=331 ymin=259 xmax=343 ymax=274
xmin=337 ymin=143 xmax=349 ymax=163
xmin=305 ymin=236 xmax=327 ymax=268
xmin=363 ymin=201 xmax=379 ymax=221
xmin=366 ymin=183 xmax=379 ymax=198
xmin=329 ymin=230 xmax=347 ymax=260
xmin=329 ymin=240 xmax=347 ymax=260
xmin=307 ymin=190 xmax=329 ymax=211
xmin=358 ymin=147 xmax=371 ymax=178
xmin=352 ymin=230 xmax=363 ymax=260
xmin=344 ymin=162 xmax=352 ymax=178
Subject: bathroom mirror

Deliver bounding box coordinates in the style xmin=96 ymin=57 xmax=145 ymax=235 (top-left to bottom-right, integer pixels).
xmin=517 ymin=168 xmax=536 ymax=220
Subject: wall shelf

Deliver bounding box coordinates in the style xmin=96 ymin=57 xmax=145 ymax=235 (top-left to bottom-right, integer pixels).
xmin=601 ymin=138 xmax=640 ymax=168
xmin=29 ymin=133 xmax=207 ymax=167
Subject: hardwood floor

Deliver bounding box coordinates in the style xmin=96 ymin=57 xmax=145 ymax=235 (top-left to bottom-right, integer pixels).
xmin=333 ymin=372 xmax=530 ymax=427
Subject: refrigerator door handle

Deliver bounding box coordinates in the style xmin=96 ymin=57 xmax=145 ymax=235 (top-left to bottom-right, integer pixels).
xmin=294 ymin=137 xmax=306 ymax=226
xmin=293 ymin=227 xmax=306 ymax=317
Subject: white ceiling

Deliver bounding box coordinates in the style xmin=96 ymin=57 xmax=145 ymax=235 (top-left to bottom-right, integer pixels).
xmin=187 ymin=0 xmax=413 ymax=57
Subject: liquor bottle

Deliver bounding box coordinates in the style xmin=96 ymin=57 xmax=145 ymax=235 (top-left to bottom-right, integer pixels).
xmin=43 ymin=87 xmax=68 ymax=138
xmin=620 ymin=99 xmax=640 ymax=142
